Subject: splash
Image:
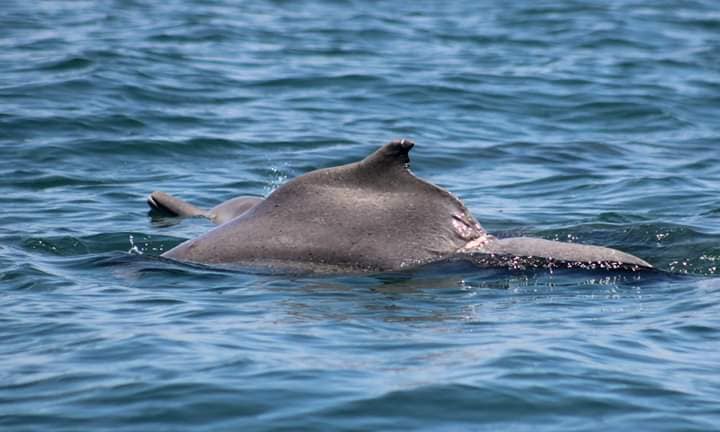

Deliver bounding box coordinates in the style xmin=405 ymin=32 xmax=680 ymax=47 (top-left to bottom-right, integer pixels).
xmin=127 ymin=234 xmax=143 ymax=255
xmin=263 ymin=163 xmax=289 ymax=196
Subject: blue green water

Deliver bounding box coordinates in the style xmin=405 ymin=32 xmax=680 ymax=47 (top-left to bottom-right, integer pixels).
xmin=2 ymin=1 xmax=720 ymax=430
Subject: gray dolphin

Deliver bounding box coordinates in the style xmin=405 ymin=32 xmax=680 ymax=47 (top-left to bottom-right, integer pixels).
xmin=148 ymin=191 xmax=262 ymax=225
xmin=148 ymin=140 xmax=651 ymax=273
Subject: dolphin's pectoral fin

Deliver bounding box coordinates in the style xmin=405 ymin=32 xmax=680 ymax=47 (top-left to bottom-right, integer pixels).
xmin=147 ymin=191 xmax=208 ymax=219
xmin=464 ymin=237 xmax=652 ymax=271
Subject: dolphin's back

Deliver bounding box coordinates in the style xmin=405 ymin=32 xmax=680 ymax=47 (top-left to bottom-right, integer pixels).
xmin=162 ymin=140 xmax=485 ymax=272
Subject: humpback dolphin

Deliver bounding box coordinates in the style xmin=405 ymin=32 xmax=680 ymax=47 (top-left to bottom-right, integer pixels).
xmin=148 ymin=140 xmax=651 ymax=273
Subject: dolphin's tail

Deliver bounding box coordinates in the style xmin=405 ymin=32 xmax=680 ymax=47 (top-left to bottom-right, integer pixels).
xmin=147 ymin=191 xmax=209 ymax=218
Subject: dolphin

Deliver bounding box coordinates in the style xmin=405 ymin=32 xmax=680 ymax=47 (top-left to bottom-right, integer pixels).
xmin=148 ymin=140 xmax=652 ymax=273
xmin=148 ymin=191 xmax=262 ymax=225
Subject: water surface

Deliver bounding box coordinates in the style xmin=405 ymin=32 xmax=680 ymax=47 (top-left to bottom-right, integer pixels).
xmin=2 ymin=1 xmax=720 ymax=430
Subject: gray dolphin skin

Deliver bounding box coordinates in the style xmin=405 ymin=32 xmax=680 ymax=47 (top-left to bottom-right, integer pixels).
xmin=149 ymin=140 xmax=652 ymax=273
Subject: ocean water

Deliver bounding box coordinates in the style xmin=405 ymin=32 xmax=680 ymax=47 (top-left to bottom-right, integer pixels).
xmin=2 ymin=0 xmax=720 ymax=430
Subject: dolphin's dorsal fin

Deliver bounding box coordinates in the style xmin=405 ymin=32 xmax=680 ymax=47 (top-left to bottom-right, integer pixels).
xmin=360 ymin=139 xmax=414 ymax=170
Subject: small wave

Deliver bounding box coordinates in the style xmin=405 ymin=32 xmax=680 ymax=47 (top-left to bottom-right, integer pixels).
xmin=21 ymin=233 xmax=180 ymax=257
xmin=3 ymin=173 xmax=107 ymax=191
xmin=253 ymin=74 xmax=386 ymax=89
xmin=0 ymin=262 xmax=68 ymax=292
xmin=33 ymin=56 xmax=94 ymax=73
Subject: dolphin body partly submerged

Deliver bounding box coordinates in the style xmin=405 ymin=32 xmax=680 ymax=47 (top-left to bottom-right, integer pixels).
xmin=148 ymin=140 xmax=651 ymax=274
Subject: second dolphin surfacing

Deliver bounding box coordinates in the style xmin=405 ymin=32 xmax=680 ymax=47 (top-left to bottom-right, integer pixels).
xmin=149 ymin=140 xmax=652 ymax=273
